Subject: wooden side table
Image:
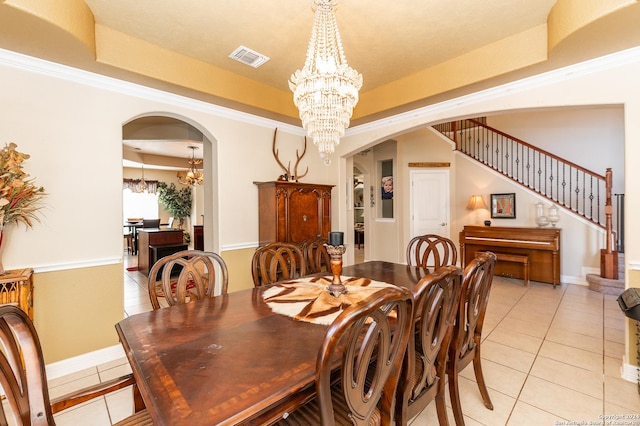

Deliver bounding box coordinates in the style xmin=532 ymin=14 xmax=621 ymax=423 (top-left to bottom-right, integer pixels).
xmin=0 ymin=268 xmax=33 ymax=320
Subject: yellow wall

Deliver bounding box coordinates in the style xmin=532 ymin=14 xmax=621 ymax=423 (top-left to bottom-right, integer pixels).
xmin=221 ymin=248 xmax=256 ymax=293
xmin=34 ymin=265 xmax=123 ymax=363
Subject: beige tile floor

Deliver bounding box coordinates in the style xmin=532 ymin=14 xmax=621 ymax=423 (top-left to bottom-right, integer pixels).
xmin=50 ymin=253 xmax=640 ymax=425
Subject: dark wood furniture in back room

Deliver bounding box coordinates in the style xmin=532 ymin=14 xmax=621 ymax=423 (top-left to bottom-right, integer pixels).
xmin=254 ymin=181 xmax=333 ymax=245
xmin=459 ymin=225 xmax=561 ymax=286
xmin=193 ymin=225 xmax=204 ymax=251
xmin=137 ymin=228 xmax=186 ymax=276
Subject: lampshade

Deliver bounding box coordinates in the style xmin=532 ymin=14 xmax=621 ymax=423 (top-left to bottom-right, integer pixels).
xmin=467 ymin=195 xmax=487 ymax=210
xmin=289 ymin=0 xmax=362 ymax=164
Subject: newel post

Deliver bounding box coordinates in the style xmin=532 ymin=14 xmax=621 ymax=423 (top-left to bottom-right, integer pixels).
xmin=601 ymin=168 xmax=618 ymax=279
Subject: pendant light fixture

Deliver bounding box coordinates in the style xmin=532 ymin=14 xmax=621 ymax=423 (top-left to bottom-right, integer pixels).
xmin=132 ymin=164 xmax=148 ymax=193
xmin=177 ymin=146 xmax=204 ymax=186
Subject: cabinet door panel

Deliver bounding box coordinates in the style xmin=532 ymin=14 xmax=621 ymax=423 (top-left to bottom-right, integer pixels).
xmin=289 ymin=190 xmax=320 ymax=242
xmin=276 ymin=190 xmax=288 ymax=242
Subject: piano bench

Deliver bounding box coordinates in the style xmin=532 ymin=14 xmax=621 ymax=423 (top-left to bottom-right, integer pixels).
xmin=475 ymin=251 xmax=530 ymax=286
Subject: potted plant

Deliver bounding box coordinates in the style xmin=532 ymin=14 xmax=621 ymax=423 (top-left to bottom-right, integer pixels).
xmin=156 ymin=182 xmax=192 ymax=243
xmin=0 ymin=143 xmax=46 ymax=274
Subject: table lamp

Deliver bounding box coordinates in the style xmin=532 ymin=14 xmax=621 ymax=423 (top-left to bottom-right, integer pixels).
xmin=467 ymin=195 xmax=487 ymax=224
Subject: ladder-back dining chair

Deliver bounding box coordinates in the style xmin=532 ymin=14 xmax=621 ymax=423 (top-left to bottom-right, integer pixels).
xmin=406 ymin=234 xmax=458 ymax=270
xmin=148 ymin=249 xmax=229 ymax=309
xmin=251 ymin=242 xmax=307 ymax=287
xmin=0 ymin=305 xmax=151 ymax=425
xmin=447 ymin=251 xmax=497 ymax=426
xmin=274 ymin=286 xmax=414 ymax=426
xmin=396 ymin=265 xmax=463 ymax=426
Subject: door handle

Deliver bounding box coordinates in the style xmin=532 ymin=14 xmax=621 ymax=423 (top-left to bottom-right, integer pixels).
xmin=440 ymin=223 xmax=446 ymax=226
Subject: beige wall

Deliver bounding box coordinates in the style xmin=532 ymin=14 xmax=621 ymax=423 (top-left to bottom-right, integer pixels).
xmin=1 ymin=46 xmax=639 ymax=369
xmin=0 ymin=53 xmax=331 ymax=362
xmin=336 ymin=53 xmax=640 ymax=368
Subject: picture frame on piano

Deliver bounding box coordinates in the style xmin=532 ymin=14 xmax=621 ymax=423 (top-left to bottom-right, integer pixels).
xmin=491 ymin=193 xmax=516 ymax=218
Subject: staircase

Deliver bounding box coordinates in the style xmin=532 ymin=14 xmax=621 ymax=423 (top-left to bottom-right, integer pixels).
xmin=433 ymin=118 xmax=623 ymax=291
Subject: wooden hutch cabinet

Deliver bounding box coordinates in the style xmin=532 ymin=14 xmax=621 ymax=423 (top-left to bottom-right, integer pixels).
xmin=254 ymin=181 xmax=334 ymax=245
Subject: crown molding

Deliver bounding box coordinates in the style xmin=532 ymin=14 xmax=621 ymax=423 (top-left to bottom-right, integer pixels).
xmin=347 ymin=46 xmax=640 ymax=136
xmin=0 ymin=48 xmax=305 ymax=136
xmin=2 ymin=45 xmax=640 ymax=146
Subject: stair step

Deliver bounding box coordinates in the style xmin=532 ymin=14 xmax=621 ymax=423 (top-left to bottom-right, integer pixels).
xmin=586 ymin=273 xmax=624 ymax=296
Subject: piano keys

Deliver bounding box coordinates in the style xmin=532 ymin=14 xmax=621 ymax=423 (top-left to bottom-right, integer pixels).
xmin=459 ymin=225 xmax=561 ymax=286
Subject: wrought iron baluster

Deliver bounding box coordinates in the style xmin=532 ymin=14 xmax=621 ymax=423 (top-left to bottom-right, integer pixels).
xmin=433 ymin=119 xmax=610 ymax=228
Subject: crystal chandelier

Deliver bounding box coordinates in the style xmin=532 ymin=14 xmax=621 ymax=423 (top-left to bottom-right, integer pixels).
xmin=289 ymin=0 xmax=362 ymax=164
xmin=177 ymin=146 xmax=204 ymax=186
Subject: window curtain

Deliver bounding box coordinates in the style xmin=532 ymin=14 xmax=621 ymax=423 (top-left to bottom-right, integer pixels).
xmin=123 ymin=178 xmax=158 ymax=194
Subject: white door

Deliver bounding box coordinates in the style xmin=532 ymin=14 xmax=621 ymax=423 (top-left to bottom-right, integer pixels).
xmin=410 ymin=169 xmax=450 ymax=238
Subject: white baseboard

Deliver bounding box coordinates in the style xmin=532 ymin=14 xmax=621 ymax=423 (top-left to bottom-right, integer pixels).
xmin=46 ymin=345 xmax=125 ymax=380
xmin=561 ymin=274 xmax=588 ymax=286
xmin=622 ymin=355 xmax=639 ymax=384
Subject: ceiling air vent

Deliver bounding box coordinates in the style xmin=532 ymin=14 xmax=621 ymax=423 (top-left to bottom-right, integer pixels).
xmin=229 ymin=46 xmax=270 ymax=68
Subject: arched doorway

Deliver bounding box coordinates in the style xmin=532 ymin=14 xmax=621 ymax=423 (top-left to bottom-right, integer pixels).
xmin=122 ymin=114 xmax=219 ymax=252
xmin=121 ymin=114 xmax=221 ymax=312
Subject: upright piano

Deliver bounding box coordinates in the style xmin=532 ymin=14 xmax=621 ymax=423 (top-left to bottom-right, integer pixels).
xmin=459 ymin=225 xmax=561 ymax=286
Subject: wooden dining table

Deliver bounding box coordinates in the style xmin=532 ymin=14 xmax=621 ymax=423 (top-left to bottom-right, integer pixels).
xmin=115 ymin=261 xmax=430 ymax=425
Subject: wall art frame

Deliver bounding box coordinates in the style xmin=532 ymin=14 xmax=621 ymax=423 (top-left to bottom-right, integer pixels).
xmin=490 ymin=193 xmax=516 ymax=219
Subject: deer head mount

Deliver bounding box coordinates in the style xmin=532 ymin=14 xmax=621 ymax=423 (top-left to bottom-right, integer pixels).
xmin=272 ymin=128 xmax=309 ymax=182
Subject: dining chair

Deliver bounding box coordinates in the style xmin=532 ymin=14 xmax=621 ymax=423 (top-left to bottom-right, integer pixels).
xmin=302 ymin=236 xmax=331 ymax=274
xmin=124 ymin=231 xmax=134 ymax=255
xmin=274 ymin=286 xmax=414 ymax=426
xmin=148 ymin=249 xmax=229 ymax=309
xmin=251 ymin=242 xmax=307 ymax=287
xmin=142 ymin=218 xmax=160 ymax=228
xmin=447 ymin=251 xmax=497 ymax=426
xmin=396 ymin=265 xmax=463 ymax=426
xmin=0 ymin=305 xmax=151 ymax=425
xmin=406 ymin=234 xmax=458 ymax=270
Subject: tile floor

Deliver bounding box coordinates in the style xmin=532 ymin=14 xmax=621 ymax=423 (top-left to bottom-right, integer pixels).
xmin=50 ymin=254 xmax=640 ymax=425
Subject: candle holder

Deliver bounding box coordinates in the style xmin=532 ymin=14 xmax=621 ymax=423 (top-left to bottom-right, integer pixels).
xmin=325 ymin=244 xmax=347 ymax=297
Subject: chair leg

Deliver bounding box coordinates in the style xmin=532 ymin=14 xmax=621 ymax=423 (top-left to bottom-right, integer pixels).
xmin=125 ymin=235 xmax=134 ymax=255
xmin=435 ymin=387 xmax=450 ymax=426
xmin=472 ymin=348 xmax=493 ymax=410
xmin=132 ymin=383 xmax=146 ymax=412
xmin=448 ymin=363 xmax=465 ymax=426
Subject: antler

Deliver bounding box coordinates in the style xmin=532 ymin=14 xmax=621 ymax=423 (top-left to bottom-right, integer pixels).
xmin=272 ymin=128 xmax=291 ymax=179
xmin=293 ymin=136 xmax=308 ymax=181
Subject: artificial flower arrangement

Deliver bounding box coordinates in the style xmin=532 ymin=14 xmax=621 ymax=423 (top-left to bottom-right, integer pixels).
xmin=0 ymin=143 xmax=46 ymax=231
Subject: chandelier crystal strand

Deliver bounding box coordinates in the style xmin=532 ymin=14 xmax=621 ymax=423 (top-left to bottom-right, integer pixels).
xmin=289 ymin=0 xmax=362 ymax=164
